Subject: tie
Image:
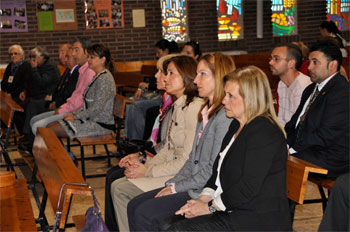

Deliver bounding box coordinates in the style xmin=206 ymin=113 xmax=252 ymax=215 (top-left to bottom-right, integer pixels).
xmin=299 ymin=86 xmax=320 ymax=123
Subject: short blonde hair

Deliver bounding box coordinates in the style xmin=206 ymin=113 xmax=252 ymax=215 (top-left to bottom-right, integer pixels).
xmin=224 ymin=65 xmax=285 ymax=137
xmin=8 ymin=44 xmax=25 ymax=60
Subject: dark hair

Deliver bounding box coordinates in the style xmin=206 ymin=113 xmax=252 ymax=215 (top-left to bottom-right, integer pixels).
xmin=86 ymin=43 xmax=116 ymax=75
xmin=167 ymin=55 xmax=198 ymax=106
xmin=310 ymin=41 xmax=342 ymax=71
xmin=184 ymin=40 xmax=202 ymax=60
xmin=283 ymin=43 xmax=303 ymax=69
xmin=73 ymin=37 xmax=91 ymax=51
xmin=320 ymin=21 xmax=341 ymax=35
xmin=155 ymin=39 xmax=179 ymax=54
xmin=168 ymin=41 xmax=179 ymax=53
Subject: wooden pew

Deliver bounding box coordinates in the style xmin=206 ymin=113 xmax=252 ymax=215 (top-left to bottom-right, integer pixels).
xmin=115 ymin=60 xmax=157 ymax=73
xmin=75 ymin=94 xmax=135 ymax=179
xmin=0 ymin=91 xmax=24 ymax=172
xmin=32 ymin=127 xmax=91 ymax=230
xmin=0 ymin=171 xmax=37 ymax=231
xmin=286 ymin=155 xmax=328 ymax=221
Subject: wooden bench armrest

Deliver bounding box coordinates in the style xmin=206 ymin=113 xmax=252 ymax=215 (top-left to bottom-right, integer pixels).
xmin=114 ymin=94 xmax=135 ymax=119
xmin=72 ymin=215 xmax=86 ymax=231
xmin=286 ymin=156 xmax=328 ymax=204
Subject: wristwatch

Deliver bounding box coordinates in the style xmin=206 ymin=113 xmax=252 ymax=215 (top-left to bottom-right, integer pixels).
xmin=208 ymin=200 xmax=216 ymax=213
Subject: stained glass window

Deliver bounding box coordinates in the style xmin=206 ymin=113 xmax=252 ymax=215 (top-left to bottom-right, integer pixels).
xmin=271 ymin=0 xmax=298 ymax=36
xmin=217 ymin=0 xmax=244 ymax=41
xmin=161 ymin=0 xmax=188 ymax=42
xmin=326 ymin=0 xmax=350 ymax=31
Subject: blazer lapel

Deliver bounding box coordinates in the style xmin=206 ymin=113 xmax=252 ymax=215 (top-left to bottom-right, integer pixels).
xmin=220 ymin=119 xmax=239 ymax=152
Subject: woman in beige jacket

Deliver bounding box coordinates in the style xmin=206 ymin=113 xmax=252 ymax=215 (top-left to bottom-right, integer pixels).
xmin=111 ymin=55 xmax=203 ymax=231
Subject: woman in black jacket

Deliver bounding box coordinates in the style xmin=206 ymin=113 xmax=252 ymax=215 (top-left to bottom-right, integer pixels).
xmin=165 ymin=66 xmax=292 ymax=231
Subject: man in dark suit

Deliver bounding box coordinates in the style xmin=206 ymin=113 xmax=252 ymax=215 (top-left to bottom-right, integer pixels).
xmin=285 ymin=41 xmax=349 ymax=178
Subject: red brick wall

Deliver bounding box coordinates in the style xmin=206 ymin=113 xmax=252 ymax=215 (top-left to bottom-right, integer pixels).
xmin=0 ymin=0 xmax=348 ymax=64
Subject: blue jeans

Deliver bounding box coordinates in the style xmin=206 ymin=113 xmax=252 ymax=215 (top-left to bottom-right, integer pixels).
xmin=30 ymin=110 xmax=66 ymax=135
xmin=124 ymin=98 xmax=161 ymax=140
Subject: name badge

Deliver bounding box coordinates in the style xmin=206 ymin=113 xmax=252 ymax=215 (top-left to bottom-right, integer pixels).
xmin=8 ymin=75 xmax=14 ymax=83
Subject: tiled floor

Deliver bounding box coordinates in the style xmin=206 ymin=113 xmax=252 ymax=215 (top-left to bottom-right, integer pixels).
xmin=4 ymin=142 xmax=324 ymax=231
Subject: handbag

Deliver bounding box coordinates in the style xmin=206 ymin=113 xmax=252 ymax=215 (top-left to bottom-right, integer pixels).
xmin=79 ymin=188 xmax=109 ymax=232
xmin=53 ymin=182 xmax=109 ymax=232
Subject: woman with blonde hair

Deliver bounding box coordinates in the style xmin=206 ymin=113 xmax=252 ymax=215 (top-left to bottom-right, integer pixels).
xmin=127 ymin=53 xmax=236 ymax=231
xmin=166 ymin=66 xmax=291 ymax=231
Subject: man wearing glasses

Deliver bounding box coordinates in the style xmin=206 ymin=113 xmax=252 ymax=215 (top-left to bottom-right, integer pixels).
xmin=269 ymin=43 xmax=311 ymax=126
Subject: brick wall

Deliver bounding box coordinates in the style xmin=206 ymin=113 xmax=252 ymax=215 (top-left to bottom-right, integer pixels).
xmin=0 ymin=0 xmax=348 ymax=64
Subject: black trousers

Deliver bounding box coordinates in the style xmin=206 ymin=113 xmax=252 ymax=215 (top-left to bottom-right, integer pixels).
xmin=163 ymin=212 xmax=233 ymax=232
xmin=127 ymin=188 xmax=190 ymax=231
xmin=104 ymin=166 xmax=125 ymax=232
xmin=319 ymin=173 xmax=349 ymax=231
xmin=23 ymin=98 xmax=46 ymax=135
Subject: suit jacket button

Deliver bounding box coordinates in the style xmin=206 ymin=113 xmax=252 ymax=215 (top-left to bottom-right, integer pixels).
xmin=194 ymin=160 xmax=199 ymax=164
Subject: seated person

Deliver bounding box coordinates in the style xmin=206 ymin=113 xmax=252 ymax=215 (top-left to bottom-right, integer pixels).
xmin=285 ymin=41 xmax=349 ymax=178
xmin=48 ymin=43 xmax=116 ymax=138
xmin=110 ymin=56 xmax=203 ymax=231
xmin=164 ymin=66 xmax=292 ymax=231
xmin=127 ymin=53 xmax=236 ymax=231
xmin=20 ymin=46 xmax=60 ymax=149
xmin=124 ymin=39 xmax=178 ymax=140
xmin=28 ymin=38 xmax=95 ymax=137
xmin=292 ymin=41 xmax=310 ymax=76
xmin=30 ymin=46 xmax=80 ymax=135
xmin=319 ymin=173 xmax=349 ymax=231
xmin=1 ymin=44 xmax=31 ymax=134
xmin=320 ymin=20 xmax=348 ymax=57
xmin=104 ymin=54 xmax=178 ymax=231
xmin=181 ymin=40 xmax=202 ymax=61
xmin=269 ymin=43 xmax=311 ymax=126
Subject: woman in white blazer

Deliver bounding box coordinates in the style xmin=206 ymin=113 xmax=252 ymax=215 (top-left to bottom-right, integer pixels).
xmin=110 ymin=55 xmax=203 ymax=231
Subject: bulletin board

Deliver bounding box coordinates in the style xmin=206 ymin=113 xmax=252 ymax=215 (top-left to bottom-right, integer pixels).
xmin=36 ymin=0 xmax=77 ymax=31
xmin=85 ymin=0 xmax=124 ymax=29
xmin=0 ymin=0 xmax=28 ymax=32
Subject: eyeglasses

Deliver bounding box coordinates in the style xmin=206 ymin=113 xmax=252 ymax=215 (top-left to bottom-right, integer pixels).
xmin=87 ymin=54 xmax=99 ymax=59
xmin=9 ymin=52 xmax=19 ymax=56
xmin=269 ymin=56 xmax=288 ymax=62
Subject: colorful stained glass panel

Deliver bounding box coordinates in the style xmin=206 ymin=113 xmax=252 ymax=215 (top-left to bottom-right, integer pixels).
xmin=271 ymin=0 xmax=298 ymax=36
xmin=326 ymin=0 xmax=350 ymax=31
xmin=161 ymin=0 xmax=188 ymax=42
xmin=217 ymin=0 xmax=244 ymax=41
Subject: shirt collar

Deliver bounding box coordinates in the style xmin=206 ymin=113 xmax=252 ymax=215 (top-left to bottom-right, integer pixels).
xmin=70 ymin=65 xmax=79 ymax=74
xmin=79 ymin=61 xmax=89 ymax=74
xmin=316 ymin=72 xmax=338 ymax=91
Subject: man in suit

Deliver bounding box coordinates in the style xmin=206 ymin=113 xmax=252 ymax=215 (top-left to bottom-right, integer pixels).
xmin=285 ymin=41 xmax=349 ymax=178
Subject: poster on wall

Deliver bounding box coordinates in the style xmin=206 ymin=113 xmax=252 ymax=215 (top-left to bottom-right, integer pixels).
xmin=0 ymin=0 xmax=28 ymax=33
xmin=36 ymin=0 xmax=77 ymax=31
xmin=85 ymin=0 xmax=124 ymax=29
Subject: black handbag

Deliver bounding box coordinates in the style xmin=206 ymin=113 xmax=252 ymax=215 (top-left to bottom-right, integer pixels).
xmin=53 ymin=182 xmax=109 ymax=232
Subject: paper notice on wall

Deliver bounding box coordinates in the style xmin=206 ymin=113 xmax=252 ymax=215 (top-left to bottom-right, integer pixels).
xmin=38 ymin=11 xmax=54 ymax=31
xmin=132 ymin=9 xmax=145 ymax=28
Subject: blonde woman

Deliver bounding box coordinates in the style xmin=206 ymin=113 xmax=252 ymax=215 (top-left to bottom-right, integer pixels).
xmin=167 ymin=66 xmax=292 ymax=231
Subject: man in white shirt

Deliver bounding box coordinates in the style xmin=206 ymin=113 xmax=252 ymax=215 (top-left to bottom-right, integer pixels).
xmin=269 ymin=44 xmax=311 ymax=126
xmin=285 ymin=41 xmax=349 ymax=178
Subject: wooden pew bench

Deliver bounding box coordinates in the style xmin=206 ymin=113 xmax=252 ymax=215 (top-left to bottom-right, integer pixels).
xmin=0 ymin=171 xmax=37 ymax=231
xmin=0 ymin=91 xmax=24 ymax=173
xmin=73 ymin=94 xmax=134 ymax=179
xmin=32 ymin=127 xmax=92 ymax=230
xmin=286 ymin=155 xmax=330 ymax=221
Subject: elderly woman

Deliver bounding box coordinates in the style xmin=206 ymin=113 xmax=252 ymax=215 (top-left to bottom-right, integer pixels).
xmin=165 ymin=66 xmax=292 ymax=231
xmin=1 ymin=44 xmax=31 ymax=135
xmin=1 ymin=44 xmax=31 ymax=103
